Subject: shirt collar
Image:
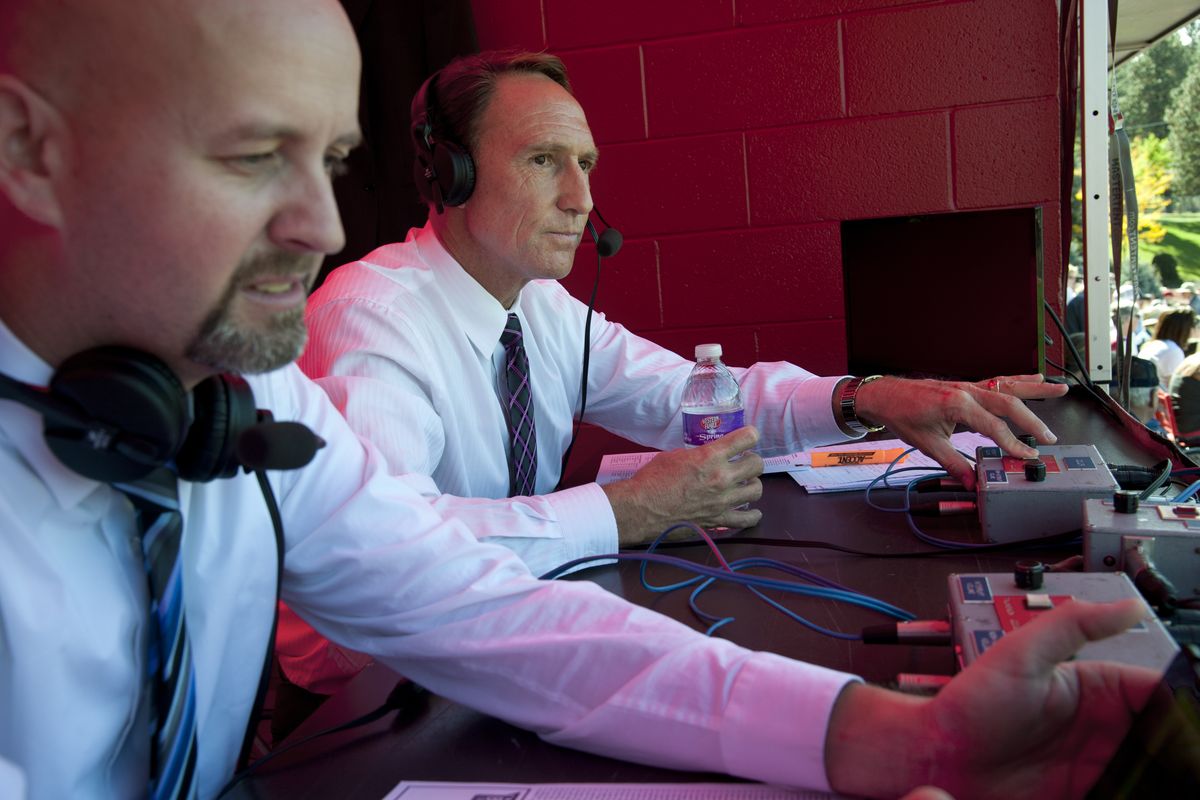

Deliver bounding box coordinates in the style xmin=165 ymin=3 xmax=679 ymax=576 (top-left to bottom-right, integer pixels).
xmin=0 ymin=316 xmax=107 ymax=509
xmin=412 ymin=222 xmax=520 ymax=356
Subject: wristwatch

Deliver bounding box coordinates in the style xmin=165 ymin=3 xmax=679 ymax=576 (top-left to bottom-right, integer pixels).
xmin=836 ymin=375 xmax=886 ymax=436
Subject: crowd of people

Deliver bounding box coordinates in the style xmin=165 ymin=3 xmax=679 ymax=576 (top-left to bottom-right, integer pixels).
xmin=1066 ymin=265 xmax=1200 ymax=440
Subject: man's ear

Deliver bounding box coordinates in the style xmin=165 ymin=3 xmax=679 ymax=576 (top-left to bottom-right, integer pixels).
xmin=0 ymin=75 xmax=66 ymax=227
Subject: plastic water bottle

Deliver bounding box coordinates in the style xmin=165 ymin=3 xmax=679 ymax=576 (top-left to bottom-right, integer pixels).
xmin=681 ymin=343 xmax=744 ymax=448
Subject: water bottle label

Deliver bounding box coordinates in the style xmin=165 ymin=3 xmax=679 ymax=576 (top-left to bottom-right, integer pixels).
xmin=682 ymin=409 xmax=745 ymax=447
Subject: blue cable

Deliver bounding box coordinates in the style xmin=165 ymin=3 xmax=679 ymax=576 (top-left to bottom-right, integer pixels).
xmin=860 ymin=446 xmax=995 ymax=549
xmin=542 ymin=523 xmax=915 ymax=639
xmin=1174 ymin=479 xmax=1200 ymax=502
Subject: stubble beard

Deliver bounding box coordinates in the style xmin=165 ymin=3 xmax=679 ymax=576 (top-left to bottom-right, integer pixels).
xmin=185 ymin=251 xmax=315 ymax=375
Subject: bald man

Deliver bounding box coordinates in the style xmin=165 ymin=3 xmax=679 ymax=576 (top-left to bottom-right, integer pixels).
xmin=0 ymin=2 xmax=1161 ymax=799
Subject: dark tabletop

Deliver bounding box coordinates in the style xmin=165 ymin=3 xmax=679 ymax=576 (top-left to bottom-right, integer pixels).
xmin=230 ymin=388 xmax=1187 ymax=799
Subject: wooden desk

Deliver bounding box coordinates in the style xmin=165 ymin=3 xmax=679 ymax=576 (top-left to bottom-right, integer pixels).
xmin=231 ymin=389 xmax=1183 ymax=798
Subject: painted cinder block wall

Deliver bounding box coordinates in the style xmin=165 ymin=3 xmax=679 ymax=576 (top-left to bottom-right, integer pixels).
xmin=469 ymin=0 xmax=1063 ymax=378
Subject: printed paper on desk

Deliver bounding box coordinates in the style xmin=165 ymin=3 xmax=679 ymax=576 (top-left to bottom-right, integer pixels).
xmin=384 ymin=781 xmax=848 ymax=800
xmin=790 ymin=431 xmax=995 ymax=494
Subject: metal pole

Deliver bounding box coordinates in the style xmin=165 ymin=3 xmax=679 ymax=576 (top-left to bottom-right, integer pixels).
xmin=1080 ymin=0 xmax=1112 ymax=385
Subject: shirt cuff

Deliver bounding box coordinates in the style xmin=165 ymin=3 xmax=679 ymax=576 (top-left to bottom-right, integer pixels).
xmin=542 ymin=482 xmax=620 ymax=570
xmin=792 ymin=374 xmax=862 ymax=446
xmin=720 ymin=652 xmax=861 ymax=791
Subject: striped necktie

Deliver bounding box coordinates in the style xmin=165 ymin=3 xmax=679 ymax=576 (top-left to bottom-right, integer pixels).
xmin=500 ymin=313 xmax=537 ymax=497
xmin=116 ymin=467 xmax=198 ymax=800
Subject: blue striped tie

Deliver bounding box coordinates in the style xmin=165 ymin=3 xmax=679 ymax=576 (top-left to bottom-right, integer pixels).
xmin=116 ymin=468 xmax=198 ymax=800
xmin=500 ymin=313 xmax=537 ymax=497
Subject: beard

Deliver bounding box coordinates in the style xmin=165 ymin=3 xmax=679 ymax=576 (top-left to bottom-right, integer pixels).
xmin=185 ymin=250 xmax=317 ymax=375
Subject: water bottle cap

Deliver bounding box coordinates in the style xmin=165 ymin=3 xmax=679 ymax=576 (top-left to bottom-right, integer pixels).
xmin=694 ymin=343 xmax=722 ymax=360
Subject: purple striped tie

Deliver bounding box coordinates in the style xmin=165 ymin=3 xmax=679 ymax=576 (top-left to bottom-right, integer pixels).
xmin=116 ymin=468 xmax=198 ymax=800
xmin=500 ymin=313 xmax=537 ymax=497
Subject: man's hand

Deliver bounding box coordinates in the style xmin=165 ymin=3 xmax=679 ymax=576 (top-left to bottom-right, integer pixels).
xmin=825 ymin=599 xmax=1160 ymax=799
xmin=602 ymin=426 xmax=764 ymax=546
xmin=854 ymin=373 xmax=1068 ymax=489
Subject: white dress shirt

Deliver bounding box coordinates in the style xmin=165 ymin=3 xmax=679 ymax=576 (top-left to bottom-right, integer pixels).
xmin=300 ymin=222 xmax=851 ymax=571
xmin=0 ymin=316 xmax=857 ymax=800
xmin=278 ymin=223 xmax=856 ymax=692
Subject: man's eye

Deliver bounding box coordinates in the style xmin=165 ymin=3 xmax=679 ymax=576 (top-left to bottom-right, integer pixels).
xmin=325 ymin=154 xmax=350 ymax=177
xmin=531 ymin=154 xmax=550 ymax=166
xmin=579 ymin=159 xmax=595 ymax=173
xmin=232 ymin=152 xmax=281 ymax=171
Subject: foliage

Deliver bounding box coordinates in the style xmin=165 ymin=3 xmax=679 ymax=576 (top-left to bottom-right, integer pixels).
xmin=1166 ymin=66 xmax=1200 ymax=196
xmin=1126 ymin=133 xmax=1173 ymax=243
xmin=1140 ymin=214 xmax=1200 ymax=283
xmin=1115 ymin=31 xmax=1196 ymax=138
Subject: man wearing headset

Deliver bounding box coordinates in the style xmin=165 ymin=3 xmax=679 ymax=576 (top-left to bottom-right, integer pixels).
xmin=284 ymin=50 xmax=1069 ymax=697
xmin=0 ymin=2 xmax=1156 ymax=798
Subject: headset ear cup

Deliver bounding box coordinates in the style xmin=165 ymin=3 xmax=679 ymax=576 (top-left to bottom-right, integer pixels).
xmin=434 ymin=140 xmax=475 ymax=207
xmin=177 ymin=374 xmax=257 ymax=482
xmin=47 ymin=347 xmax=190 ymax=482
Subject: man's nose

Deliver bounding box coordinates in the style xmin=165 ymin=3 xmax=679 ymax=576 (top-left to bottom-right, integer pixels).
xmin=268 ymin=166 xmax=346 ymax=256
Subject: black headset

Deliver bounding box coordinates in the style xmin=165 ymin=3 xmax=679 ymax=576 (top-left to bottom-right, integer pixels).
xmin=410 ymin=68 xmax=476 ymax=214
xmin=0 ymin=345 xmax=322 ymax=484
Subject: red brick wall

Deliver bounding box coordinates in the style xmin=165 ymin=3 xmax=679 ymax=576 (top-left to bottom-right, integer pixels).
xmin=471 ymin=0 xmax=1063 ymax=376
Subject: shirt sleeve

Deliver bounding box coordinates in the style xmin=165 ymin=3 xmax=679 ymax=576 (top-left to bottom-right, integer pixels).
xmin=301 ymin=294 xmax=619 ymax=567
xmin=261 ymin=368 xmax=859 ymax=793
xmin=561 ymin=298 xmax=853 ymax=456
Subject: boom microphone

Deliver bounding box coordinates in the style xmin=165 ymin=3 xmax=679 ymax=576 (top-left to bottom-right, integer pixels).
xmin=595 ymin=226 xmax=622 ymax=258
xmin=586 ymin=207 xmax=623 ymax=258
xmin=236 ymin=420 xmax=326 ymax=471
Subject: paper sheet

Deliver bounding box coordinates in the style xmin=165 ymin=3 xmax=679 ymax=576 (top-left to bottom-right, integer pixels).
xmin=788 ymin=431 xmax=995 ymax=493
xmin=384 ymin=782 xmax=845 ymax=800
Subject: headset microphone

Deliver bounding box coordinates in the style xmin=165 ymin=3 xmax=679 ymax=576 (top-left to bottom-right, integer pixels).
xmin=559 ymin=207 xmax=623 ymax=486
xmin=587 ymin=220 xmax=623 ymax=258
xmin=587 ymin=207 xmax=623 ymax=258
xmin=237 ymin=419 xmax=326 ymax=472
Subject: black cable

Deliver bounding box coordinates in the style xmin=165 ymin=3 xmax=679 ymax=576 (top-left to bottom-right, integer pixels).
xmin=1044 ymin=356 xmax=1083 ymax=384
xmin=1045 ymin=298 xmax=1095 ymax=390
xmin=556 ymin=233 xmax=602 ymax=488
xmin=1044 ymin=299 xmax=1124 ymax=422
xmin=234 ymin=470 xmax=287 ymax=771
xmin=218 ymin=680 xmax=429 ymax=797
xmin=1138 ymin=459 xmax=1174 ymax=501
xmin=623 ymin=530 xmax=1082 ymax=559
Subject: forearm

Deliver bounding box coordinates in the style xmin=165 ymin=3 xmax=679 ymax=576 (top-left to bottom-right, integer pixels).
xmin=825 ymin=682 xmax=941 ymax=799
xmin=602 ymin=475 xmax=675 ymax=547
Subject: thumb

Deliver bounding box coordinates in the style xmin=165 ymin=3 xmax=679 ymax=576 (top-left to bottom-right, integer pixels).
xmin=983 ymin=599 xmax=1148 ymax=672
xmin=708 ymin=425 xmax=760 ymax=457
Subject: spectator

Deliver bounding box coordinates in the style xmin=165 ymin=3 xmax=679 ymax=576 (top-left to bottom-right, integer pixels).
xmin=1139 ymin=306 xmax=1196 ymax=388
xmin=1169 ymin=353 xmax=1200 ymax=439
xmin=1112 ymin=304 xmax=1151 ymax=354
xmin=1153 ymin=252 xmax=1182 ymax=289
xmin=1180 ymin=282 xmax=1200 ymax=315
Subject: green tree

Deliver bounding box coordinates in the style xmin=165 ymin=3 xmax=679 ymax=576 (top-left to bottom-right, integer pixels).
xmin=1116 ymin=31 xmax=1195 ymax=138
xmin=1128 ymin=133 xmax=1173 ymax=242
xmin=1166 ymin=66 xmax=1200 ymax=196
